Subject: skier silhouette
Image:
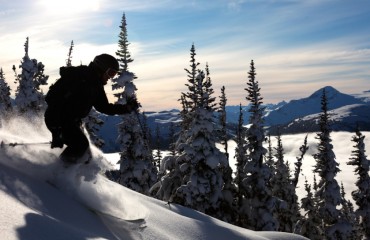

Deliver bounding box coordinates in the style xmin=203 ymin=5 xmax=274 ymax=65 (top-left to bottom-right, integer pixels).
xmin=44 ymin=53 xmax=138 ymax=163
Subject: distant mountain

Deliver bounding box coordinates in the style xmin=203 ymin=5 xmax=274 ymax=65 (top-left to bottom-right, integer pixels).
xmin=268 ymin=103 xmax=370 ymax=134
xmin=97 ymin=86 xmax=370 ymax=152
xmin=225 ymin=101 xmax=287 ymax=124
xmin=98 ymin=109 xmax=181 ymax=153
xmin=264 ymin=86 xmax=364 ymax=126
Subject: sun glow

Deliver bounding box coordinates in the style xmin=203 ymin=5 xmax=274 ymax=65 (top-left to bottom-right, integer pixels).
xmin=38 ymin=0 xmax=100 ymax=14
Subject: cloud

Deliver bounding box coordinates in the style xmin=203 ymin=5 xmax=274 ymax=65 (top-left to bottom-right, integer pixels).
xmin=1 ymin=0 xmax=369 ymax=110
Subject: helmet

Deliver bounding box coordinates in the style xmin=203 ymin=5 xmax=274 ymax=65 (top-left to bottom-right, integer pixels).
xmin=93 ymin=54 xmax=119 ymax=72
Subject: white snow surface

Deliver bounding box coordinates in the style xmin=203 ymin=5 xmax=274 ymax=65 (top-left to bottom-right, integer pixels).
xmin=0 ymin=117 xmax=308 ymax=240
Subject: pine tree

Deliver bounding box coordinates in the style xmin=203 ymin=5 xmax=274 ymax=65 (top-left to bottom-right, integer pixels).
xmin=84 ymin=108 xmax=104 ymax=149
xmin=265 ymin=134 xmax=275 ymax=181
xmin=313 ymin=88 xmax=342 ymax=239
xmin=347 ymin=129 xmax=370 ymax=238
xmin=173 ymin=56 xmax=228 ymax=217
xmin=113 ymin=12 xmax=157 ymax=194
xmin=297 ymin=178 xmax=323 ymax=239
xmin=66 ymin=40 xmax=74 ymax=67
xmin=153 ymin=124 xmax=163 ymax=172
xmin=0 ymin=68 xmax=13 ymax=121
xmin=271 ymin=131 xmax=299 ymax=232
xmin=205 ymin=67 xmax=235 ymax=223
xmin=155 ymin=99 xmax=185 ymax=201
xmin=156 ymin=44 xmax=199 ymax=201
xmin=293 ymin=134 xmax=309 ymax=188
xmin=242 ymin=60 xmax=278 ymax=231
xmin=115 ymin=12 xmax=133 ymax=74
xmin=234 ymin=103 xmax=248 ymax=226
xmin=338 ymin=183 xmax=358 ymax=239
xmin=158 ymin=45 xmax=228 ymax=220
xmin=168 ymin=122 xmax=177 ymax=157
xmin=218 ymin=85 xmax=228 ymax=159
xmin=14 ymin=37 xmax=48 ymax=116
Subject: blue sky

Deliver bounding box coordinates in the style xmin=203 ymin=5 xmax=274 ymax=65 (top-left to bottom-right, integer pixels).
xmin=0 ymin=0 xmax=369 ymax=110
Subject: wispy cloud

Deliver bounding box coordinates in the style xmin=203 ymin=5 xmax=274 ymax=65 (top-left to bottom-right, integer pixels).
xmin=0 ymin=0 xmax=369 ymax=110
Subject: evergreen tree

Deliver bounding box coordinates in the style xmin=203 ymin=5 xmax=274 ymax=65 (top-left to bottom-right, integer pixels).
xmin=113 ymin=12 xmax=157 ymax=194
xmin=313 ymin=88 xmax=342 ymax=239
xmin=159 ymin=45 xmax=229 ymax=220
xmin=265 ymin=134 xmax=275 ymax=182
xmin=234 ymin=103 xmax=248 ymax=226
xmin=14 ymin=37 xmax=48 ymax=116
xmin=84 ymin=108 xmax=104 ymax=149
xmin=156 ymin=44 xmax=199 ymax=201
xmin=66 ymin=40 xmax=74 ymax=67
xmin=347 ymin=129 xmax=370 ymax=238
xmin=141 ymin=112 xmax=152 ymax=144
xmin=115 ymin=12 xmax=133 ymax=74
xmin=271 ymin=131 xmax=299 ymax=232
xmin=293 ymin=134 xmax=309 ymax=188
xmin=204 ymin=68 xmax=235 ymax=223
xmin=153 ymin=124 xmax=163 ymax=172
xmin=242 ymin=60 xmax=278 ymax=231
xmin=0 ymin=68 xmax=13 ymax=121
xmin=218 ymin=85 xmax=228 ymax=159
xmin=338 ymin=183 xmax=358 ymax=239
xmin=168 ymin=122 xmax=177 ymax=157
xmin=297 ymin=178 xmax=323 ymax=239
xmin=174 ymin=58 xmax=228 ymax=217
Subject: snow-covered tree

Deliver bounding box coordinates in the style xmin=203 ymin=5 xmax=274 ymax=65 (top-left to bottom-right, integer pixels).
xmin=0 ymin=68 xmax=13 ymax=121
xmin=159 ymin=45 xmax=229 ymax=220
xmin=265 ymin=134 xmax=275 ymax=182
xmin=338 ymin=183 xmax=359 ymax=239
xmin=218 ymin=85 xmax=228 ymax=159
xmin=113 ymin=13 xmax=157 ymax=194
xmin=234 ymin=104 xmax=248 ymax=226
xmin=153 ymin=124 xmax=163 ymax=171
xmin=296 ymin=178 xmax=323 ymax=239
xmin=241 ymin=60 xmax=278 ymax=231
xmin=293 ymin=134 xmax=309 ymax=188
xmin=271 ymin=132 xmax=299 ymax=232
xmin=156 ymin=44 xmax=199 ymax=201
xmin=174 ymin=59 xmax=227 ymax=217
xmin=84 ymin=108 xmax=104 ymax=149
xmin=168 ymin=122 xmax=177 ymax=157
xmin=347 ymin=129 xmax=370 ymax=238
xmin=313 ymin=88 xmax=343 ymax=239
xmin=14 ymin=37 xmax=48 ymax=116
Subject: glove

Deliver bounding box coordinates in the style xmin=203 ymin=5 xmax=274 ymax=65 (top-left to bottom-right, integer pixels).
xmin=126 ymin=98 xmax=140 ymax=112
xmin=50 ymin=127 xmax=64 ymax=148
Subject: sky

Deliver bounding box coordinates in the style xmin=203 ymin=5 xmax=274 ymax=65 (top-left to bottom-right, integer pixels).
xmin=0 ymin=0 xmax=370 ymax=111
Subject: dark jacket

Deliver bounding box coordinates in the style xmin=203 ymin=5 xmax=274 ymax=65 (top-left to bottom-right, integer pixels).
xmin=45 ymin=63 xmax=129 ymax=127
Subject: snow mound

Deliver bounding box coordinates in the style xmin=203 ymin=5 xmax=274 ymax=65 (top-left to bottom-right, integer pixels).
xmin=0 ymin=116 xmax=309 ymax=240
xmin=0 ymin=117 xmax=148 ymax=222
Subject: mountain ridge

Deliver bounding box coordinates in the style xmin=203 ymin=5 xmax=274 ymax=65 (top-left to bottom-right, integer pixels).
xmin=98 ymin=86 xmax=370 ymax=152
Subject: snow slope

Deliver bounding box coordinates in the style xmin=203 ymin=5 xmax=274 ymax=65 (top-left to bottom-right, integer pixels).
xmin=0 ymin=117 xmax=308 ymax=240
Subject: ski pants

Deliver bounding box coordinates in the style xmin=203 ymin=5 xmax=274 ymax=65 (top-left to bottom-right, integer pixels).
xmin=45 ymin=108 xmax=89 ymax=160
xmin=59 ymin=120 xmax=89 ymax=159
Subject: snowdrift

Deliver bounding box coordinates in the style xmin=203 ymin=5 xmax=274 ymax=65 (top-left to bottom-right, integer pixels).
xmin=0 ymin=117 xmax=308 ymax=240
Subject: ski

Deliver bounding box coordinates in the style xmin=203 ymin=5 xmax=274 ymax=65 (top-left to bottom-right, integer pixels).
xmin=88 ymin=207 xmax=146 ymax=225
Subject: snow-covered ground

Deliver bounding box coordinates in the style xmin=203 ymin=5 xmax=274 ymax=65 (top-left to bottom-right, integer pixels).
xmin=1 ymin=117 xmax=368 ymax=240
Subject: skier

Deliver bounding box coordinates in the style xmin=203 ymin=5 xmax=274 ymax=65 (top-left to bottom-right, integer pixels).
xmin=44 ymin=53 xmax=139 ymax=163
